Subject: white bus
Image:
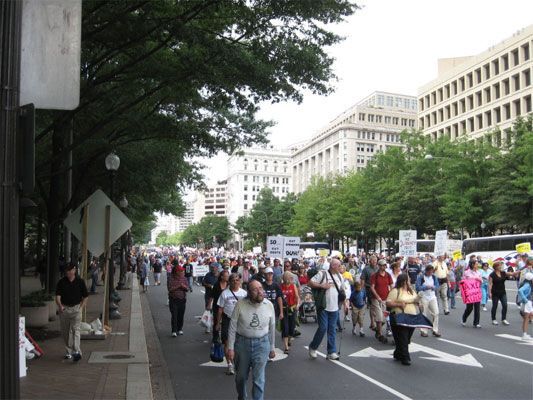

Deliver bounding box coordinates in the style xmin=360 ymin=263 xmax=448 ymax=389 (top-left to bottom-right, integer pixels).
xmin=462 ymin=233 xmax=533 ymax=267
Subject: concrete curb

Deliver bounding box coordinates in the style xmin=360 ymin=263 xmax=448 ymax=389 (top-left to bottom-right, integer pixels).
xmin=126 ymin=278 xmax=153 ymax=400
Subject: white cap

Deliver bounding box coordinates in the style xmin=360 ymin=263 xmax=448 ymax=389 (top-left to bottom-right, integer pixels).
xmin=265 ymin=267 xmax=274 ymax=274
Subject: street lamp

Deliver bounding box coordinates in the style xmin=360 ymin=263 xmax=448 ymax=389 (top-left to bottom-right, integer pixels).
xmin=480 ymin=221 xmax=486 ymax=237
xmin=105 ymin=152 xmax=121 ymax=319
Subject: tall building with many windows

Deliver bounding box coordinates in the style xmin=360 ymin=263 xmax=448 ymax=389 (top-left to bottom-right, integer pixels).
xmin=193 ymin=180 xmax=229 ymax=222
xmin=226 ymin=146 xmax=292 ymax=226
xmin=291 ymin=91 xmax=417 ymax=193
xmin=418 ymin=25 xmax=532 ymax=144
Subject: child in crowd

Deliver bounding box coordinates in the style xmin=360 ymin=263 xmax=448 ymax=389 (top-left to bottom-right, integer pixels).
xmin=350 ymin=281 xmax=366 ymax=337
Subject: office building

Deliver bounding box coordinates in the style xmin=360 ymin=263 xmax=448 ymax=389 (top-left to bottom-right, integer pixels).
xmin=193 ymin=180 xmax=229 ymax=222
xmin=292 ymin=91 xmax=417 ymax=193
xmin=418 ymin=25 xmax=533 ymax=144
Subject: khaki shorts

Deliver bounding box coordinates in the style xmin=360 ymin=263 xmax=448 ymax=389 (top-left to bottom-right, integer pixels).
xmin=370 ymin=299 xmax=386 ymax=323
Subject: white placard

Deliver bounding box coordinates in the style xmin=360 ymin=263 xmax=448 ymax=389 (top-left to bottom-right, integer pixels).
xmin=349 ymin=246 xmax=358 ymax=255
xmin=252 ymin=246 xmax=262 ymax=254
xmin=434 ymin=230 xmax=448 ymax=256
xmin=20 ymin=0 xmax=82 ymax=109
xmin=399 ymin=230 xmax=417 ymax=257
xmin=283 ymin=237 xmax=300 ymax=259
xmin=267 ymin=236 xmax=284 ymax=259
xmin=19 ymin=317 xmax=26 ymax=377
xmin=192 ymin=263 xmax=209 ymax=277
xmin=303 ymin=249 xmax=317 ymax=258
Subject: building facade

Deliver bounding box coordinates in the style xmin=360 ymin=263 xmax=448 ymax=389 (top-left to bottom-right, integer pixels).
xmin=291 ymin=91 xmax=417 ymax=193
xmin=226 ymin=146 xmax=292 ymax=225
xmin=193 ymin=180 xmax=229 ymax=223
xmin=418 ymin=25 xmax=533 ymax=144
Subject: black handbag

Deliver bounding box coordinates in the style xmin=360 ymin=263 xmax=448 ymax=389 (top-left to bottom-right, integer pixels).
xmin=329 ymin=270 xmax=346 ymax=303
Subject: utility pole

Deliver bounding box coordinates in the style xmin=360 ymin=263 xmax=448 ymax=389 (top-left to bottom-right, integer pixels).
xmin=0 ymin=1 xmax=22 ymax=398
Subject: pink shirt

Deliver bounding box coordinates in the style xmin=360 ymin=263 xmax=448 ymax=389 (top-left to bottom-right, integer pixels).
xmin=463 ymin=269 xmax=482 ymax=282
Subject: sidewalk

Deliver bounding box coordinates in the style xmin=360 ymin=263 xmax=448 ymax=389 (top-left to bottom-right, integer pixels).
xmin=20 ymin=274 xmax=152 ymax=400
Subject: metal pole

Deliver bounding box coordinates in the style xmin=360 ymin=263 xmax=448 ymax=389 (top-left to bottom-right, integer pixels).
xmin=0 ymin=1 xmax=22 ymax=397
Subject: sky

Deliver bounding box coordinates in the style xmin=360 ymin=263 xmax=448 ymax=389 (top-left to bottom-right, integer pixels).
xmin=193 ymin=0 xmax=533 ymax=189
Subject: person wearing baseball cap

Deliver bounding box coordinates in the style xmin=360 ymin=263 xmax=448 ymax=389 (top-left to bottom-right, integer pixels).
xmin=263 ymin=267 xmax=284 ymax=323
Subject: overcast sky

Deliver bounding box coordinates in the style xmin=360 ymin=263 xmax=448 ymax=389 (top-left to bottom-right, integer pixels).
xmin=193 ymin=0 xmax=533 ymax=189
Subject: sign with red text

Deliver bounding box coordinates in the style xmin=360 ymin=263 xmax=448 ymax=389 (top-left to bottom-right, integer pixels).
xmin=459 ymin=279 xmax=482 ymax=304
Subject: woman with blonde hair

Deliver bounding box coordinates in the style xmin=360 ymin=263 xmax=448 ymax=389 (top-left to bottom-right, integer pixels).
xmin=280 ymin=271 xmax=300 ymax=354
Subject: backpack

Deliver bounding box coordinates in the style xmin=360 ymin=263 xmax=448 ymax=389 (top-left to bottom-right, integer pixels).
xmin=311 ymin=271 xmax=327 ymax=311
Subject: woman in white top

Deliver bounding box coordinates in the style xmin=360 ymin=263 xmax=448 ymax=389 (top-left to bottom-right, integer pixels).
xmin=216 ymin=273 xmax=247 ymax=375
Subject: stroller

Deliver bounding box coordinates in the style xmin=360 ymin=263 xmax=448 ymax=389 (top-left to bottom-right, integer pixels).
xmin=299 ymin=285 xmax=317 ymax=323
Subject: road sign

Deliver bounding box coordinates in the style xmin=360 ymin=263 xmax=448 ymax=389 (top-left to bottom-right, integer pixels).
xmin=434 ymin=230 xmax=448 ymax=256
xmin=283 ymin=237 xmax=300 ymax=259
xmin=267 ymin=236 xmax=284 ymax=259
xmin=399 ymin=230 xmax=417 ymax=256
xmin=349 ymin=343 xmax=482 ymax=367
xmin=63 ymin=189 xmax=132 ymax=257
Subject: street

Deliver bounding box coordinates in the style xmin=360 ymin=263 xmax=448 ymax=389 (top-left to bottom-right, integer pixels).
xmin=145 ymin=274 xmax=533 ymax=400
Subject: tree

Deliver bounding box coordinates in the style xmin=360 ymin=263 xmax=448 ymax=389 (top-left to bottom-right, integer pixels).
xmin=30 ymin=0 xmax=360 ymax=287
xmin=180 ymin=215 xmax=232 ymax=247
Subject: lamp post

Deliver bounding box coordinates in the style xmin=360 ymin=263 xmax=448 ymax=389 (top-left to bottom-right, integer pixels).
xmin=105 ymin=152 xmax=121 ymax=319
xmin=480 ymin=221 xmax=486 ymax=237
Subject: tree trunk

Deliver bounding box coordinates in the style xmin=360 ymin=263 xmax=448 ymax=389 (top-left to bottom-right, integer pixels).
xmin=47 ymin=122 xmax=66 ymax=292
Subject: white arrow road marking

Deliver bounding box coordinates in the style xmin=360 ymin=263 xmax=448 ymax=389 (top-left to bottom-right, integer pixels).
xmin=410 ymin=343 xmax=482 ymax=368
xmin=349 ymin=344 xmax=482 ymax=367
xmin=349 ymin=347 xmax=394 ymax=359
xmin=438 ymin=338 xmax=533 ymax=365
xmin=495 ymin=334 xmax=533 ymax=346
xmin=306 ymin=347 xmax=412 ymax=400
xmin=200 ymin=348 xmax=287 ymax=367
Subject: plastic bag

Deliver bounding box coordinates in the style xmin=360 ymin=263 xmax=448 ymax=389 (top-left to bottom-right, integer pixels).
xmin=199 ymin=310 xmax=212 ymax=330
xmin=144 ymin=277 xmax=150 ymax=286
xmin=90 ymin=318 xmax=103 ymax=332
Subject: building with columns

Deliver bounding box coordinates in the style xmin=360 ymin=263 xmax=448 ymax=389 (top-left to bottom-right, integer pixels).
xmin=418 ymin=25 xmax=532 ymax=144
xmin=291 ymin=91 xmax=417 ymax=193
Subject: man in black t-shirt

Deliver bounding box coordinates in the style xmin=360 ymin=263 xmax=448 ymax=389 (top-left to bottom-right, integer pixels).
xmin=55 ymin=262 xmax=88 ymax=362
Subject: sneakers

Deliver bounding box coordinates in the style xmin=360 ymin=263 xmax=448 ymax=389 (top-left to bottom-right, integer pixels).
xmin=492 ymin=320 xmax=499 ymax=325
xmin=432 ymin=331 xmax=442 ymax=337
xmin=522 ymin=333 xmax=532 ymax=341
xmin=444 ymin=311 xmax=450 ymax=315
xmin=420 ymin=332 xmax=429 ymax=337
xmin=482 ymin=306 xmax=488 ymax=311
xmin=177 ymin=330 xmax=184 ymax=335
xmin=227 ymin=363 xmax=235 ymax=375
xmin=171 ymin=332 xmax=177 ymax=337
xmin=308 ymin=348 xmax=318 ymax=359
xmin=327 ymin=352 xmax=340 ymax=360
xmin=352 ymin=327 xmax=357 ymax=335
xmin=474 ymin=324 xmax=482 ymax=329
xmin=72 ymin=353 xmax=82 ymax=362
xmin=386 ymin=329 xmax=392 ymax=337
xmin=502 ymin=320 xmax=510 ymax=326
xmin=359 ymin=330 xmax=365 ymax=337
xmin=461 ymin=321 xmax=466 ymax=327
xmin=63 ymin=353 xmax=72 ymax=360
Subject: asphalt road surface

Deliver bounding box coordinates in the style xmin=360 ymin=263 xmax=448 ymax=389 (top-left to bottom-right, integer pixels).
xmin=146 ymin=274 xmax=533 ymax=400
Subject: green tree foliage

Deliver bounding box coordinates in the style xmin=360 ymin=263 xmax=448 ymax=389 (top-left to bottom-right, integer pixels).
xmin=156 ymin=231 xmax=182 ymax=246
xmin=287 ymin=116 xmax=533 ymax=245
xmin=235 ymin=188 xmax=297 ymax=246
xmin=180 ymin=215 xmax=232 ymax=247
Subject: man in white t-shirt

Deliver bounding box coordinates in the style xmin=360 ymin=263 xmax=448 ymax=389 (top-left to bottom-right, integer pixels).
xmin=216 ymin=273 xmax=247 ymax=375
xmin=308 ymin=258 xmax=347 ymax=361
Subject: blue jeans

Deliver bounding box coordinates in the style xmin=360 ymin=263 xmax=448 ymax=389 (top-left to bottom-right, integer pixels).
xmin=448 ymin=286 xmax=456 ymax=308
xmin=309 ymin=309 xmax=338 ymax=354
xmin=481 ymin=282 xmax=489 ymax=305
xmin=234 ymin=334 xmax=271 ymax=400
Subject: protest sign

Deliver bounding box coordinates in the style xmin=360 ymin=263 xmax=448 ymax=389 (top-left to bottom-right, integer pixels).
xmin=516 ymin=242 xmax=531 ymax=253
xmin=267 ymin=236 xmax=284 ymax=259
xmin=399 ymin=230 xmax=417 ymax=256
xmin=459 ymin=279 xmax=482 ymax=304
xmin=283 ymin=237 xmax=300 ymax=259
xmin=434 ymin=230 xmax=448 ymax=256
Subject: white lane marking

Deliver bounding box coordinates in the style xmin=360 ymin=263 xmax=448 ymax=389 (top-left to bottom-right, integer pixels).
xmin=349 ymin=344 xmax=482 ymax=367
xmin=306 ymin=347 xmax=412 ymax=400
xmin=438 ymin=338 xmax=533 ymax=365
xmin=495 ymin=334 xmax=533 ymax=346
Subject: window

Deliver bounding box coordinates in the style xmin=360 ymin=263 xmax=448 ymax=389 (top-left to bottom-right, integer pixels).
xmin=503 ymin=103 xmax=511 ymax=120
xmin=477 ymin=114 xmax=483 ymax=130
xmin=368 ymin=114 xmax=374 ymax=122
xmin=493 ymin=83 xmax=500 ymax=99
xmin=485 ymin=111 xmax=492 ymax=127
xmin=484 ymin=87 xmax=491 ymax=103
xmin=522 ymin=69 xmax=531 ymax=87
xmin=483 ymin=63 xmax=490 ymax=80
xmin=385 ymin=116 xmax=391 ymax=124
xmin=244 ymin=185 xmax=248 ymax=191
xmin=431 ymin=91 xmax=436 ymax=105
xmin=522 ymin=43 xmax=530 ymax=62
xmin=512 ymin=49 xmax=519 ymax=66
xmin=476 ymin=91 xmax=482 ymax=107
xmin=452 ymin=80 xmax=457 ymax=95
xmin=243 ymin=175 xmax=248 ymax=182
xmin=244 ymin=195 xmax=248 ymax=201
xmin=438 ymin=88 xmax=443 ymax=102
xmin=467 ymin=72 xmax=473 ymax=88
xmin=459 ymin=99 xmax=465 ymax=114
xmin=392 ymin=117 xmax=399 ymax=125
xmin=525 ymin=95 xmax=532 ymax=113
xmin=475 ymin=68 xmax=482 ymax=83
xmin=467 ymin=95 xmax=473 ymax=110
xmin=512 ymin=73 xmax=520 ymax=91
xmin=501 ymin=54 xmax=509 ymax=71
xmin=459 ymin=77 xmax=465 ymax=92
xmin=244 ymin=204 xmax=248 ymax=210
xmin=494 ymin=107 xmax=501 ymax=123
xmin=445 ymin=85 xmax=450 ymax=99
xmin=492 ymin=59 xmax=499 ymax=76
xmin=502 ymin=78 xmax=510 ymax=95
xmin=513 ymin=99 xmax=521 ymax=116
xmin=359 ymin=113 xmax=365 ymax=121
